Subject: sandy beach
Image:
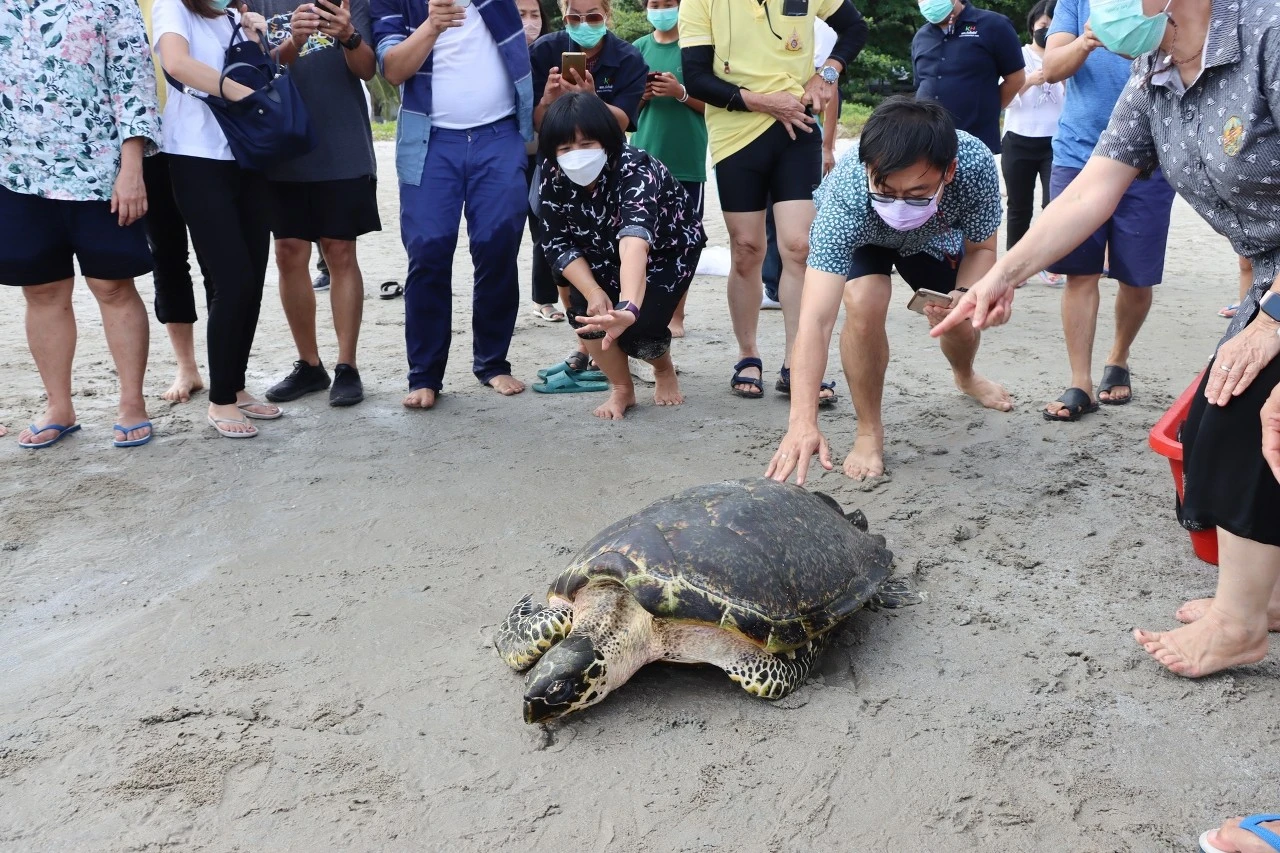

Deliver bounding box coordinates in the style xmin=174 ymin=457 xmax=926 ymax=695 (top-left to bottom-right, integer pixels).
xmin=1 ymin=141 xmax=1276 ymax=852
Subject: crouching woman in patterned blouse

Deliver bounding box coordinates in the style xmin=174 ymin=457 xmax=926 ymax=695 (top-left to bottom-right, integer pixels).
xmin=537 ymin=92 xmax=706 ymax=419
xmin=934 ymin=0 xmax=1280 ymax=680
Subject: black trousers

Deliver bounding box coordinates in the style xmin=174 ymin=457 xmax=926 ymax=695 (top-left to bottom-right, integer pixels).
xmin=167 ymin=156 xmax=271 ymax=406
xmin=1000 ymin=131 xmax=1053 ymax=251
xmin=142 ymin=153 xmax=212 ymax=324
xmin=525 ymin=155 xmax=558 ymax=305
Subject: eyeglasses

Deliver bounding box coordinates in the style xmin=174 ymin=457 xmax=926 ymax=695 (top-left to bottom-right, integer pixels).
xmin=869 ymin=181 xmax=944 ymax=206
xmin=564 ymin=12 xmax=606 ymax=24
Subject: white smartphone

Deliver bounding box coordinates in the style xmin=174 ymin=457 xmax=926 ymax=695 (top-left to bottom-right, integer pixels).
xmin=906 ymin=288 xmax=953 ymax=314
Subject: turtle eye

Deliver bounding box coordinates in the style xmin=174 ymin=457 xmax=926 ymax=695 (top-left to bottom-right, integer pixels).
xmin=546 ymin=680 xmax=577 ymax=704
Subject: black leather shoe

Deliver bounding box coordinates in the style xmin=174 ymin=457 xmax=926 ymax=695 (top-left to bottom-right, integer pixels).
xmin=266 ymin=360 xmax=331 ymax=403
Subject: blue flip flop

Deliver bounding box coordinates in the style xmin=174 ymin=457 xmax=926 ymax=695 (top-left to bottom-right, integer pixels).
xmin=1201 ymin=814 xmax=1280 ymax=852
xmin=18 ymin=422 xmax=81 ymax=449
xmin=532 ymin=371 xmax=609 ymax=394
xmin=113 ymin=420 xmax=153 ymax=448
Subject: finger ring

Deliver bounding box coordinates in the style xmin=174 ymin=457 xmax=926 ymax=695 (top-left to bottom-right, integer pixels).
xmin=1220 ymin=364 xmax=1233 ymax=372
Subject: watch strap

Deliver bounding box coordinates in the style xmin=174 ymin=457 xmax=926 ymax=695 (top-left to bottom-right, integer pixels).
xmin=616 ymin=300 xmax=640 ymax=320
xmin=342 ymin=31 xmax=362 ymax=50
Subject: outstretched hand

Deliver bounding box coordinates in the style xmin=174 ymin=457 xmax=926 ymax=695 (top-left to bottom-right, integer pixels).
xmin=574 ymin=308 xmax=636 ymax=350
xmin=765 ymin=424 xmax=833 ymax=486
xmin=929 ymin=274 xmax=1016 ymax=337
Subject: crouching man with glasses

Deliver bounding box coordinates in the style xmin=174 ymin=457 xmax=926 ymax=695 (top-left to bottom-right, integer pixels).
xmin=766 ymin=96 xmax=1013 ymax=485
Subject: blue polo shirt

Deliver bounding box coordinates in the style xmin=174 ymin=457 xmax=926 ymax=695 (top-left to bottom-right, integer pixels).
xmin=912 ymin=1 xmax=1025 ymax=154
xmin=530 ymin=31 xmax=648 ymax=132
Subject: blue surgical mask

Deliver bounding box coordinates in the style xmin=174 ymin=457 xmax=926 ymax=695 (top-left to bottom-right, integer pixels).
xmin=210 ymin=0 xmax=233 ymax=10
xmin=919 ymin=0 xmax=954 ymax=25
xmin=647 ymin=7 xmax=680 ymax=31
xmin=567 ymin=21 xmax=608 ymax=49
xmin=1089 ymin=0 xmax=1172 ymax=58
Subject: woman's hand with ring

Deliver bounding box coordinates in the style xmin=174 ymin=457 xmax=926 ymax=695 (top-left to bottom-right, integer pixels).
xmin=1205 ymin=319 xmax=1280 ymax=406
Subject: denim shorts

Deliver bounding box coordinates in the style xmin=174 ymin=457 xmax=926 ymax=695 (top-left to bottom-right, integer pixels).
xmin=1046 ymin=165 xmax=1176 ymax=286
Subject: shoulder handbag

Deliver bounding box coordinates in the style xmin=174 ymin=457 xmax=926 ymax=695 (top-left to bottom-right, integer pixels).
xmin=163 ymin=13 xmax=316 ymax=170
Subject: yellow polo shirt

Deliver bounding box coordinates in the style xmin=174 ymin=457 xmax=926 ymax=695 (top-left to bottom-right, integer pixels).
xmin=679 ymin=0 xmax=843 ymax=162
xmin=137 ymin=0 xmax=166 ymax=110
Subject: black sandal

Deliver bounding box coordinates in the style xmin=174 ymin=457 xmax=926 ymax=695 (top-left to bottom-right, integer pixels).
xmin=776 ymin=366 xmax=839 ymax=407
xmin=379 ymin=280 xmax=403 ymax=300
xmin=730 ymin=357 xmax=764 ymax=399
xmin=1043 ymin=387 xmax=1100 ymax=422
xmin=1097 ymin=364 xmax=1132 ymax=405
xmin=564 ymin=350 xmax=591 ymax=373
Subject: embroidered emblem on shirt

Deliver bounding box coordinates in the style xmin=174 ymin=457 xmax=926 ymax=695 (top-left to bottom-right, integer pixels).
xmin=786 ymin=28 xmax=802 ymax=51
xmin=959 ymin=23 xmax=979 ymax=37
xmin=1223 ymin=115 xmax=1245 ymax=157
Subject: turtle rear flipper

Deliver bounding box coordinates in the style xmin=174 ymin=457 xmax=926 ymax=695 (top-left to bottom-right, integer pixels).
xmin=494 ymin=594 xmax=574 ymax=671
xmin=724 ymin=636 xmax=827 ymax=700
xmin=870 ymin=577 xmax=923 ymax=609
xmin=811 ymin=491 xmax=869 ymax=532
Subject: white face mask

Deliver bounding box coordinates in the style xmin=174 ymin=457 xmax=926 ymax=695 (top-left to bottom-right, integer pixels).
xmin=558 ymin=147 xmax=607 ymax=186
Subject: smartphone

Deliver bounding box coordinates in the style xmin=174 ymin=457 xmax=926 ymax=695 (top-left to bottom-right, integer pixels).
xmin=561 ymin=51 xmax=587 ymax=83
xmin=454 ymin=0 xmax=472 ymax=6
xmin=646 ymin=71 xmax=662 ymax=82
xmin=907 ymin=288 xmax=953 ymax=314
xmin=781 ymin=0 xmax=808 ymax=15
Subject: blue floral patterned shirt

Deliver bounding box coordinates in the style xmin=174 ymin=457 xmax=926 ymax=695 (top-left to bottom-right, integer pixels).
xmin=808 ymin=130 xmax=1002 ymax=275
xmin=1 ymin=0 xmax=160 ymax=202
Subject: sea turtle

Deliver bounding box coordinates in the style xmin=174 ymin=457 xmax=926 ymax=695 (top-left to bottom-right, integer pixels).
xmin=495 ymin=478 xmax=919 ymax=723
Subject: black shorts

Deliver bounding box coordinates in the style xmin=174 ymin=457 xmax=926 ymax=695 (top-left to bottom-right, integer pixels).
xmin=266 ymin=176 xmax=382 ymax=242
xmin=0 ymin=184 xmax=153 ymax=286
xmin=846 ymin=244 xmax=962 ymax=292
xmin=564 ymin=246 xmax=702 ymax=360
xmin=713 ymin=121 xmax=822 ymax=213
xmin=679 ymin=180 xmax=706 ymax=222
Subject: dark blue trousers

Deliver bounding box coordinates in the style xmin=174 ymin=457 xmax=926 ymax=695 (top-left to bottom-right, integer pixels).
xmin=400 ymin=118 xmax=527 ymax=392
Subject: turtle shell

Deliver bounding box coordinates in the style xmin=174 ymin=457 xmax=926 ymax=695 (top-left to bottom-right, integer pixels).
xmin=549 ymin=478 xmax=893 ymax=653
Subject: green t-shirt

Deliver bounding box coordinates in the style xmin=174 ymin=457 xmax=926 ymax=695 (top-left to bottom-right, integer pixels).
xmin=630 ymin=34 xmax=708 ymax=184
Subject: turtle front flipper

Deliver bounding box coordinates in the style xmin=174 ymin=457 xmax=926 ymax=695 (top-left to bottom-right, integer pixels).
xmin=724 ymin=636 xmax=828 ymax=700
xmin=494 ymin=595 xmax=574 ymax=671
xmin=871 ymin=576 xmax=923 ymax=609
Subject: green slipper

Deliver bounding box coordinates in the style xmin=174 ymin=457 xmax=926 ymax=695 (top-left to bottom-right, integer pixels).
xmin=532 ymin=371 xmax=610 ymax=394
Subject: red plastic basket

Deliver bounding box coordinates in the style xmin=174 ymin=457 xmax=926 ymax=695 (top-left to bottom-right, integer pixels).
xmin=1148 ymin=369 xmax=1219 ymax=565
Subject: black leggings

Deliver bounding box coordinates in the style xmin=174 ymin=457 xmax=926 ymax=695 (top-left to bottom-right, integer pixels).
xmin=167 ymin=155 xmax=271 ymax=406
xmin=142 ymin=153 xmax=211 ymax=324
xmin=1000 ymin=131 xmax=1053 ymax=251
xmin=525 ymin=155 xmax=558 ymax=305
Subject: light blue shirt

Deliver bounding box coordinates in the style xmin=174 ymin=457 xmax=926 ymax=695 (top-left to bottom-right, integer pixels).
xmin=1047 ymin=0 xmax=1134 ymax=169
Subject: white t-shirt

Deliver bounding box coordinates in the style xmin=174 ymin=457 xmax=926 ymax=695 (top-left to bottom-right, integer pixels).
xmin=151 ymin=0 xmax=236 ymax=160
xmin=814 ymin=18 xmax=836 ymax=69
xmin=1002 ymin=45 xmax=1065 ymax=139
xmin=430 ymin=5 xmax=515 ymax=129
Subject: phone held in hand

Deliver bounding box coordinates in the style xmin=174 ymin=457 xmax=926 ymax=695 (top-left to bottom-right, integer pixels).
xmin=561 ymin=51 xmax=587 ymax=82
xmin=781 ymin=0 xmax=808 ymax=15
xmin=454 ymin=0 xmax=472 ymax=7
xmin=906 ymin=288 xmax=953 ymax=314
xmin=646 ymin=71 xmax=661 ymax=82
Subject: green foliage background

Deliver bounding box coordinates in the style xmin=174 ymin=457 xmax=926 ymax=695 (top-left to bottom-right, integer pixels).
xmin=369 ymin=0 xmax=1038 ymax=120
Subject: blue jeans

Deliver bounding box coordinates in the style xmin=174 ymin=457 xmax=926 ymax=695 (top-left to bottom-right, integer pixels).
xmin=400 ymin=118 xmax=527 ymax=391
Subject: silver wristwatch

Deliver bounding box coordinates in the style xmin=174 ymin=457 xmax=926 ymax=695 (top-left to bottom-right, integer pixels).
xmin=819 ymin=65 xmax=839 ymax=84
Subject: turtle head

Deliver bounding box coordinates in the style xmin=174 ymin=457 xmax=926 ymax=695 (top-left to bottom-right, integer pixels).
xmin=522 ymin=633 xmax=607 ymax=723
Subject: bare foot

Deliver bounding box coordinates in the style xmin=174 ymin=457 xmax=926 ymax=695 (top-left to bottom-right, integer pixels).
xmin=115 ymin=401 xmax=152 ymax=444
xmin=956 ymin=373 xmax=1014 ymax=412
xmin=0 ymin=425 xmax=6 ymax=437
xmin=1133 ymin=612 xmax=1269 ymax=678
xmin=1206 ymin=817 xmax=1280 ymax=853
xmin=486 ymin=375 xmax=526 ymax=396
xmin=843 ymin=432 xmax=885 ymax=481
xmin=162 ymin=369 xmax=205 ymax=403
xmin=1177 ymin=597 xmax=1280 ymax=632
xmin=235 ymin=392 xmax=281 ymax=420
xmin=593 ymin=389 xmax=637 ymax=420
xmin=653 ymin=362 xmax=684 ymax=406
xmin=668 ymin=319 xmax=685 ymax=338
xmin=403 ymin=388 xmax=438 ymax=409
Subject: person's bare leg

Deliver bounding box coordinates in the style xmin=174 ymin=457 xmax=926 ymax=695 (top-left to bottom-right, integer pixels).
xmin=1098 ymin=280 xmax=1152 ymax=403
xmin=840 ymin=275 xmax=892 ymax=480
xmin=321 ymin=237 xmax=363 ymax=368
xmin=668 ymin=292 xmax=687 ymax=338
xmin=162 ymin=322 xmax=204 ymax=402
xmin=583 ymin=338 xmax=635 ymax=420
xmin=1045 ymin=273 xmax=1101 ymax=418
xmin=275 ymin=238 xmax=320 ymax=366
xmin=85 ymin=277 xmax=151 ymax=442
xmin=1176 ymin=567 xmax=1280 ymax=631
xmin=19 ymin=278 xmax=77 ymax=445
xmin=1238 ymin=255 xmax=1253 ymax=302
xmin=1134 ymin=530 xmax=1277 ymax=677
xmin=773 ymin=199 xmax=815 ymax=370
xmin=649 ymin=351 xmax=683 ymax=406
xmin=723 ymin=210 xmax=767 ymax=394
xmin=933 ymin=317 xmax=1014 ymax=412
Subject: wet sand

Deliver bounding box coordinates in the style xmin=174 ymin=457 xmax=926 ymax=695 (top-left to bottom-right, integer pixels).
xmin=1 ymin=142 xmax=1276 ymax=851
